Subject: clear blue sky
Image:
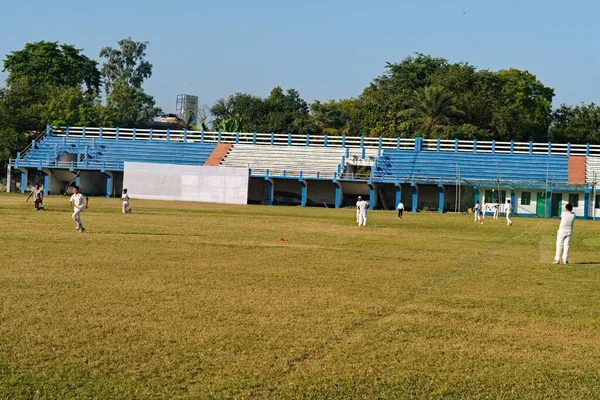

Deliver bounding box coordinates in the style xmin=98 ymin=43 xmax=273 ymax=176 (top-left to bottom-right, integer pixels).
xmin=2 ymin=0 xmax=599 ymax=113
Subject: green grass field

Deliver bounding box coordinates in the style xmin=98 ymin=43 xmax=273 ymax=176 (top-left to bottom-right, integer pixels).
xmin=1 ymin=194 xmax=599 ymax=399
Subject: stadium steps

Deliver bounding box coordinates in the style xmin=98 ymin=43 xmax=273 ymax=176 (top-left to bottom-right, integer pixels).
xmin=204 ymin=143 xmax=233 ymax=166
xmin=220 ymin=144 xmax=346 ymax=178
xmin=568 ymin=156 xmax=586 ymax=184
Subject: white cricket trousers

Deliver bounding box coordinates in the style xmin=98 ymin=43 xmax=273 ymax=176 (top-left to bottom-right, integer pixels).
xmin=555 ymin=229 xmax=572 ymax=263
xmin=358 ymin=212 xmax=367 ymax=226
xmin=122 ymin=201 xmax=130 ymax=214
xmin=72 ymin=209 xmax=83 ymax=229
xmin=506 ymin=211 xmax=512 ymax=225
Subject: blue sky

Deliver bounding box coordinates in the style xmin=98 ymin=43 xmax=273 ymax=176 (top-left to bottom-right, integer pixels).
xmin=2 ymin=0 xmax=599 ymax=113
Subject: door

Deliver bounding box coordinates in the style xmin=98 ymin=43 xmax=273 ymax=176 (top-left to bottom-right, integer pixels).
xmin=536 ymin=192 xmax=546 ymax=217
xmin=551 ymin=193 xmax=562 ymax=217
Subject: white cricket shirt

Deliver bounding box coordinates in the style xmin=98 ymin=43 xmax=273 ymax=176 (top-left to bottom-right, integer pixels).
xmin=70 ymin=193 xmax=86 ymax=211
xmin=558 ymin=211 xmax=575 ymax=232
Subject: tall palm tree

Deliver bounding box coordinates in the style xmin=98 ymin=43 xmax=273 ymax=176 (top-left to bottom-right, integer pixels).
xmin=410 ymin=85 xmax=463 ymax=135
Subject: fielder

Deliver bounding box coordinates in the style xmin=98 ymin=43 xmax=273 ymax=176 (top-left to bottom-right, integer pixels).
xmin=493 ymin=203 xmax=500 ymax=220
xmin=26 ymin=183 xmax=44 ymax=211
xmin=356 ymin=196 xmax=369 ymax=226
xmin=69 ymin=185 xmax=89 ymax=233
xmin=122 ymin=188 xmax=132 ymax=214
xmin=397 ymin=200 xmax=404 ymax=220
xmin=554 ymin=203 xmax=575 ymax=264
xmin=505 ymin=199 xmax=513 ymax=226
xmin=473 ymin=201 xmax=482 ymax=224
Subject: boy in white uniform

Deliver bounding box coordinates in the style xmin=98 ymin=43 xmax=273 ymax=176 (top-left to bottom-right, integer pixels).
xmin=473 ymin=201 xmax=481 ymax=223
xmin=69 ymin=185 xmax=89 ymax=232
xmin=493 ymin=203 xmax=499 ymax=220
xmin=26 ymin=183 xmax=44 ymax=211
xmin=356 ymin=196 xmax=369 ymax=226
xmin=397 ymin=201 xmax=404 ymax=220
xmin=505 ymin=199 xmax=513 ymax=226
xmin=481 ymin=201 xmax=487 ymax=219
xmin=554 ymin=203 xmax=575 ymax=264
xmin=122 ymin=188 xmax=132 ymax=214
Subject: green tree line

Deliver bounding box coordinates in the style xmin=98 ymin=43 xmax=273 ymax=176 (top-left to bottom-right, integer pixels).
xmin=0 ymin=39 xmax=160 ymax=168
xmin=2 ymin=44 xmax=600 ymax=169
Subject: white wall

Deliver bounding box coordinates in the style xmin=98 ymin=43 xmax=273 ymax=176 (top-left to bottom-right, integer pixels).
xmin=123 ymin=162 xmax=249 ymax=205
xmin=479 ymin=188 xmax=587 ymax=217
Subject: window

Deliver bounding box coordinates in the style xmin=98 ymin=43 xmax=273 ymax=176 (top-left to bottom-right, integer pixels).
xmin=568 ymin=194 xmax=579 ymax=208
xmin=521 ymin=192 xmax=531 ymax=205
xmin=484 ymin=190 xmax=506 ymax=204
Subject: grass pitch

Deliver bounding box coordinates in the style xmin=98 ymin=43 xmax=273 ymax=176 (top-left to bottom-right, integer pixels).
xmin=1 ymin=194 xmax=600 ymax=399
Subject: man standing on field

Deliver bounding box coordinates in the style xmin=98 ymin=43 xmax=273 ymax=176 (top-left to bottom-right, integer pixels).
xmin=506 ymin=199 xmax=513 ymax=226
xmin=69 ymin=185 xmax=89 ymax=233
xmin=26 ymin=183 xmax=44 ymax=211
xmin=473 ymin=201 xmax=481 ymax=224
xmin=122 ymin=188 xmax=132 ymax=214
xmin=554 ymin=203 xmax=575 ymax=264
xmin=397 ymin=200 xmax=404 ymax=220
xmin=356 ymin=196 xmax=369 ymax=226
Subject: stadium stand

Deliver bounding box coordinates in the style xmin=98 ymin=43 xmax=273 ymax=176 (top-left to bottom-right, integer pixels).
xmin=372 ymin=150 xmax=569 ymax=185
xmin=7 ymin=126 xmax=600 ymax=218
xmin=220 ymin=144 xmax=347 ymax=178
xmin=14 ymin=134 xmax=216 ymax=171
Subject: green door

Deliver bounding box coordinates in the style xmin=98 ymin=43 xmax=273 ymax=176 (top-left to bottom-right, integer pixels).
xmin=551 ymin=193 xmax=563 ymax=217
xmin=536 ymin=192 xmax=546 ymax=217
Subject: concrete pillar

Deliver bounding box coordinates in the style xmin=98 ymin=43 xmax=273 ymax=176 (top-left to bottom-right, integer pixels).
xmin=105 ymin=172 xmax=113 ymax=198
xmin=19 ymin=168 xmax=28 ymax=194
xmin=300 ymin=180 xmax=307 ymax=207
xmin=395 ymin=183 xmax=401 ymax=209
xmin=474 ymin=187 xmax=480 ymax=205
xmin=584 ymin=190 xmax=590 ymax=219
xmin=334 ymin=182 xmax=343 ymax=208
xmin=511 ymin=189 xmax=516 ymax=216
xmin=75 ymin=174 xmax=81 ymax=188
xmin=42 ymin=171 xmax=49 ymax=195
xmin=438 ymin=185 xmax=445 ymax=214
xmin=368 ymin=183 xmax=376 ymax=210
xmin=411 ymin=184 xmax=418 ymax=212
xmin=265 ymin=178 xmax=274 ymax=205
xmin=6 ymin=164 xmax=11 ymax=193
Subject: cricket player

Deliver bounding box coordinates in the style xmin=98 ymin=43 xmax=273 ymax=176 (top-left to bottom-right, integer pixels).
xmin=473 ymin=201 xmax=482 ymax=223
xmin=493 ymin=203 xmax=500 ymax=220
xmin=481 ymin=201 xmax=487 ymax=219
xmin=26 ymin=183 xmax=44 ymax=211
xmin=356 ymin=196 xmax=369 ymax=226
xmin=122 ymin=188 xmax=132 ymax=214
xmin=397 ymin=200 xmax=404 ymax=220
xmin=505 ymin=199 xmax=513 ymax=226
xmin=69 ymin=185 xmax=89 ymax=233
xmin=554 ymin=203 xmax=575 ymax=264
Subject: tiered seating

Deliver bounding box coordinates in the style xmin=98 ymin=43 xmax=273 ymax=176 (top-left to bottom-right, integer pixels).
xmin=220 ymin=144 xmax=346 ymax=178
xmin=17 ymin=135 xmax=216 ymax=170
xmin=373 ymin=150 xmax=569 ymax=184
xmin=587 ymin=156 xmax=600 ymax=184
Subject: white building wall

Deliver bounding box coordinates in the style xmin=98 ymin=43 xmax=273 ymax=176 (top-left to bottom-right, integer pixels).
xmin=480 ymin=188 xmax=588 ymax=217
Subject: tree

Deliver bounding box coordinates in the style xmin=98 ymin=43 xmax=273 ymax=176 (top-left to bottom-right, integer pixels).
xmin=102 ymin=83 xmax=161 ymax=128
xmin=99 ymin=38 xmax=152 ymax=95
xmin=490 ymin=69 xmax=554 ymax=142
xmin=409 ymin=85 xmax=464 ymax=137
xmin=3 ymin=41 xmax=101 ymax=94
xmin=549 ymin=104 xmax=600 ymax=144
xmin=310 ymin=100 xmax=353 ymax=135
xmin=40 ymin=87 xmax=103 ymax=128
xmin=99 ymin=38 xmax=160 ymax=125
xmin=210 ymin=87 xmax=315 ymax=134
